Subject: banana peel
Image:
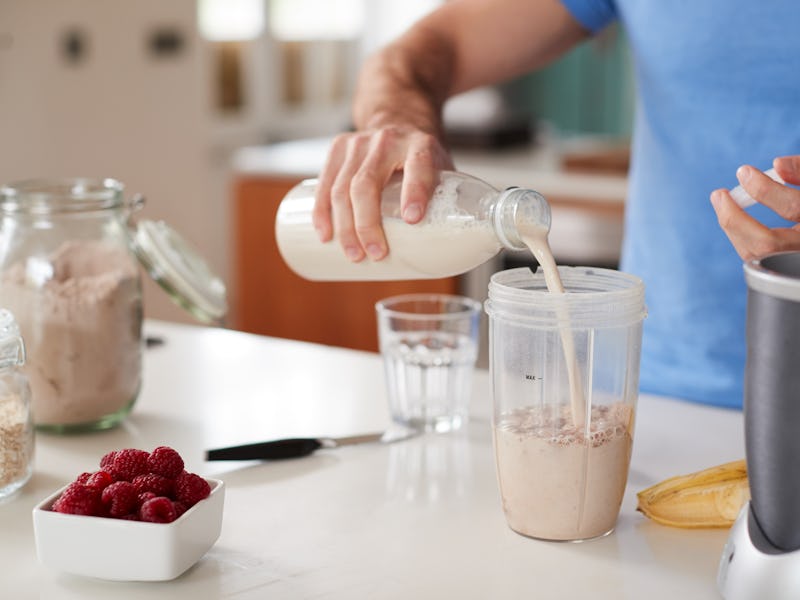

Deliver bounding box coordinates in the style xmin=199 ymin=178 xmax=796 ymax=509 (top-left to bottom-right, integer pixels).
xmin=636 ymin=459 xmax=750 ymax=529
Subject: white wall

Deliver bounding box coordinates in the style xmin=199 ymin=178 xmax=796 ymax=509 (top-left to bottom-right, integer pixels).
xmin=0 ymin=0 xmax=450 ymax=326
xmin=0 ymin=0 xmax=238 ymax=325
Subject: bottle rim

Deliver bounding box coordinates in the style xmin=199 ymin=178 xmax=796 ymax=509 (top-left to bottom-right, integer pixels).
xmin=0 ymin=178 xmax=124 ymax=215
xmin=492 ymin=187 xmax=552 ymax=251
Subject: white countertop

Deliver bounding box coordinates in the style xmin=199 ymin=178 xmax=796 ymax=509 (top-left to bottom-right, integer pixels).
xmin=2 ymin=321 xmax=743 ymax=599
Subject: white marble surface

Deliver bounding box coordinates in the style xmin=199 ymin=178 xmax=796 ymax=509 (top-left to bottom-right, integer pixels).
xmin=2 ymin=321 xmax=743 ymax=599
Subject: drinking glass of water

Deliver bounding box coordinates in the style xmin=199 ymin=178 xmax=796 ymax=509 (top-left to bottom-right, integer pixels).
xmin=375 ymin=294 xmax=481 ymax=433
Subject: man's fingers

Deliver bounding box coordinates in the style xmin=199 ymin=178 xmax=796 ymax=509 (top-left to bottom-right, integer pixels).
xmin=330 ymin=134 xmax=372 ymax=262
xmin=401 ymin=132 xmax=453 ymax=223
xmin=711 ymin=188 xmax=781 ymax=261
xmin=348 ymin=128 xmax=409 ymax=260
xmin=774 ymin=156 xmax=800 ymax=186
xmin=310 ymin=127 xmax=455 ymax=263
xmin=737 ymin=164 xmax=800 ymax=222
xmin=313 ymin=135 xmax=349 ymax=242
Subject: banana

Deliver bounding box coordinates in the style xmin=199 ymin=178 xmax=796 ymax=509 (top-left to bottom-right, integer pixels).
xmin=636 ymin=459 xmax=750 ymax=528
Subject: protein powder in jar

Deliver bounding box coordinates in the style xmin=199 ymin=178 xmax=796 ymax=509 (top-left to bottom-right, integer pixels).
xmin=0 ymin=178 xmax=227 ymax=433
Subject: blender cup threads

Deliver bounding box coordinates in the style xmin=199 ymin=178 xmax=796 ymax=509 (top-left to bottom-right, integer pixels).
xmin=485 ymin=267 xmax=646 ymax=541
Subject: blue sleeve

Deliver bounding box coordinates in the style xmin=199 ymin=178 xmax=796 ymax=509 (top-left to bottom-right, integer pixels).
xmin=558 ymin=0 xmax=618 ymax=33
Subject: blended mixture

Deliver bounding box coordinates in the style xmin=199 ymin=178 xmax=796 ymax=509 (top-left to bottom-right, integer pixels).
xmin=494 ymin=402 xmax=633 ymax=541
xmin=0 ymin=240 xmax=142 ymax=427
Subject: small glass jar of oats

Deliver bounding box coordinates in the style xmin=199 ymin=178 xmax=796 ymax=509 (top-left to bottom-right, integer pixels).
xmin=0 ymin=309 xmax=33 ymax=499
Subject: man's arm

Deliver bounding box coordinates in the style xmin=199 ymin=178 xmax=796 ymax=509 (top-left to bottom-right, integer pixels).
xmin=313 ymin=0 xmax=589 ymax=263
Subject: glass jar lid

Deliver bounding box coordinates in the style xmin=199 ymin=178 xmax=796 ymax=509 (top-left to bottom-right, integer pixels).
xmin=131 ymin=220 xmax=228 ymax=323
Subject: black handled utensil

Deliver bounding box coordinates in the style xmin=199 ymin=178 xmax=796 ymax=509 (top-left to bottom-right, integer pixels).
xmin=206 ymin=430 xmax=411 ymax=461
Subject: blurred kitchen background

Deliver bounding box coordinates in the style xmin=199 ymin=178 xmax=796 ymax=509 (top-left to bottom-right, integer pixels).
xmin=0 ymin=0 xmax=634 ymax=358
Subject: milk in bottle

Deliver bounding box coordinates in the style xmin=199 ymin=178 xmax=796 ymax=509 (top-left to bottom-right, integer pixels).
xmin=275 ymin=171 xmax=551 ymax=281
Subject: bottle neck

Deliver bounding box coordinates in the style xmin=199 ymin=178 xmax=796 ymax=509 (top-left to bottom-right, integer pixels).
xmin=492 ymin=187 xmax=552 ymax=250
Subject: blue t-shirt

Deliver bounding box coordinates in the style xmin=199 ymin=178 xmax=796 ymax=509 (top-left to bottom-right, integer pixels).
xmin=559 ymin=0 xmax=800 ymax=408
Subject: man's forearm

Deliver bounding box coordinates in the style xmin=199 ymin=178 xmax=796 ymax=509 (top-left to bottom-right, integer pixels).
xmin=352 ymin=24 xmax=456 ymax=140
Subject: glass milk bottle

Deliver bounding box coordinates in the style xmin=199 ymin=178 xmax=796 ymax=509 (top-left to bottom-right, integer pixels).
xmin=275 ymin=171 xmax=551 ymax=281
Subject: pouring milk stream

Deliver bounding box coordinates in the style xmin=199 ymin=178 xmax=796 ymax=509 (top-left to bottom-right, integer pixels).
xmin=520 ymin=224 xmax=586 ymax=428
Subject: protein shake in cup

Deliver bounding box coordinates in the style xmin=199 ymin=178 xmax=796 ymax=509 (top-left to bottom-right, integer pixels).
xmin=485 ymin=266 xmax=646 ymax=541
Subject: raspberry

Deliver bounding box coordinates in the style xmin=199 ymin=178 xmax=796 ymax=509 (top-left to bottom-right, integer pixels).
xmin=52 ymin=483 xmax=102 ymax=516
xmin=53 ymin=446 xmax=209 ymax=523
xmin=139 ymin=496 xmax=177 ymax=523
xmin=173 ymin=501 xmax=188 ymax=519
xmin=99 ymin=450 xmax=118 ymax=469
xmin=137 ymin=491 xmax=156 ymax=508
xmin=101 ymin=481 xmax=139 ymax=517
xmin=174 ymin=471 xmax=211 ymax=507
xmin=85 ymin=470 xmax=114 ymax=492
xmin=107 ymin=448 xmax=150 ymax=481
xmin=132 ymin=473 xmax=174 ymax=497
xmin=147 ymin=446 xmax=184 ymax=479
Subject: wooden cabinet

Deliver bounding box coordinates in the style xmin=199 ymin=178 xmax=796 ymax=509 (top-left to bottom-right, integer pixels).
xmin=232 ymin=176 xmax=459 ymax=353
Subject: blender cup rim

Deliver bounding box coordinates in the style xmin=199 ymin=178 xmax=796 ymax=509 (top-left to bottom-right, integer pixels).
xmin=488 ymin=266 xmax=644 ymax=298
xmin=485 ymin=266 xmax=647 ymax=328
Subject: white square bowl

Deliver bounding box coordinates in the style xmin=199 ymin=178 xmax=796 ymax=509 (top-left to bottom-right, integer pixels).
xmin=32 ymin=477 xmax=224 ymax=581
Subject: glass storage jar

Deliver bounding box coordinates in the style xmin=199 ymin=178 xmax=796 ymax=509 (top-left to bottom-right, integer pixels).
xmin=0 ymin=308 xmax=34 ymax=499
xmin=0 ymin=178 xmax=227 ymax=433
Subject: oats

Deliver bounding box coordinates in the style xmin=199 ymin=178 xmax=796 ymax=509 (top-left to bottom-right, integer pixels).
xmin=0 ymin=394 xmax=33 ymax=489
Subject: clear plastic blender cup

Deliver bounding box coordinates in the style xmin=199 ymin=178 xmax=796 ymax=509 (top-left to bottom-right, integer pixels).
xmin=485 ymin=266 xmax=646 ymax=541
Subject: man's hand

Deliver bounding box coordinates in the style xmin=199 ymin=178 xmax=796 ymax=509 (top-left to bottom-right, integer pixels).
xmin=312 ymin=125 xmax=453 ymax=263
xmin=711 ymin=156 xmax=800 ymax=261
